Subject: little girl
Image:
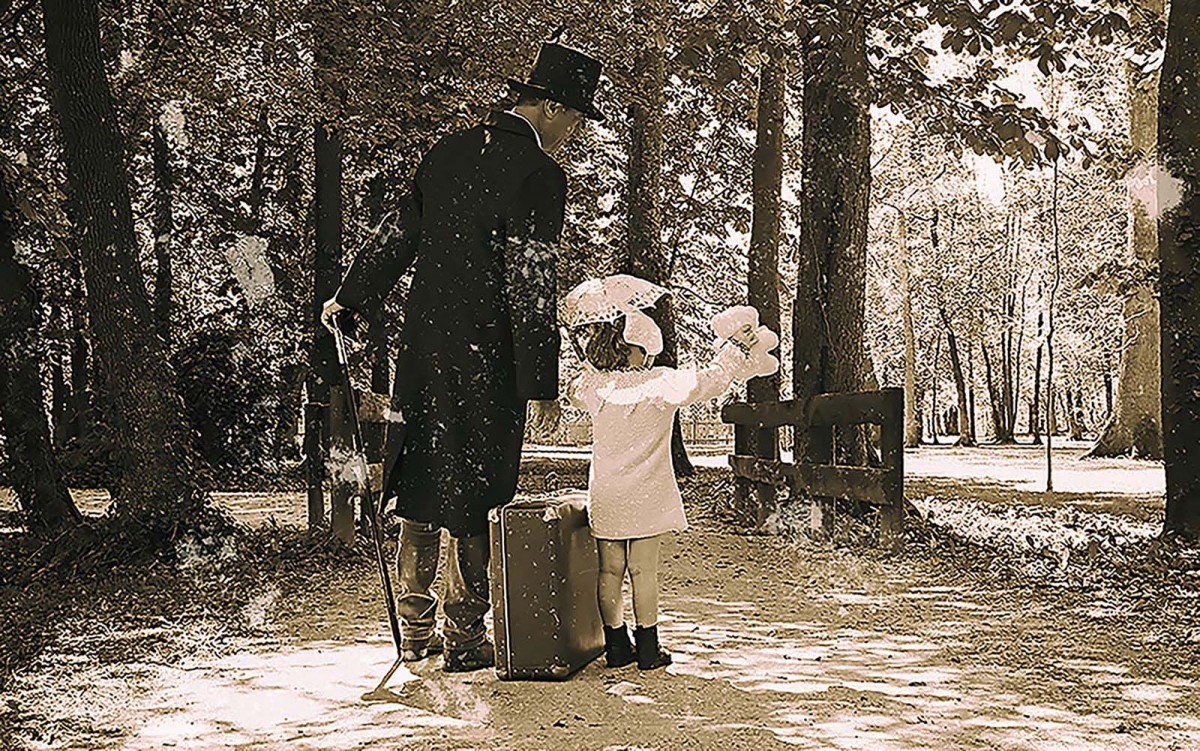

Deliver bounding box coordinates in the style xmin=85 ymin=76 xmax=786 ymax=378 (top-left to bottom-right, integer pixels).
xmin=565 ymin=277 xmax=768 ymax=671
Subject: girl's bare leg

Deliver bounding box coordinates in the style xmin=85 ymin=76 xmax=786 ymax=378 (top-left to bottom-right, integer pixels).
xmin=627 ymin=535 xmax=662 ymax=628
xmin=596 ymin=539 xmax=628 ymax=628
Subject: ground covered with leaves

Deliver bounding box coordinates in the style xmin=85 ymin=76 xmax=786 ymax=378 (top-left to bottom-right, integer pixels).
xmin=2 ymin=447 xmax=1198 ymax=750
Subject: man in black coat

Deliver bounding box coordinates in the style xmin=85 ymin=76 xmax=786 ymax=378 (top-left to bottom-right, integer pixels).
xmin=322 ymin=42 xmax=605 ymax=672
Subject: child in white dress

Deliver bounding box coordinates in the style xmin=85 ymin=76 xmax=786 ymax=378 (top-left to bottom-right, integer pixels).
xmin=564 ymin=279 xmax=772 ymax=671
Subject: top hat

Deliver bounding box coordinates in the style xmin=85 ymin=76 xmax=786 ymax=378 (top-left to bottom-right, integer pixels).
xmin=507 ymin=42 xmax=606 ymax=121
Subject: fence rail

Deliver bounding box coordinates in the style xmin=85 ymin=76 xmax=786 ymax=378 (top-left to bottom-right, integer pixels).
xmin=721 ymin=388 xmax=905 ymax=548
xmin=526 ymin=419 xmax=734 ymax=447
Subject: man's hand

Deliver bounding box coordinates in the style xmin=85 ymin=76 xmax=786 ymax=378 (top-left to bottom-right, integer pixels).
xmin=528 ymin=399 xmax=562 ymax=435
xmin=321 ymin=296 xmax=347 ymax=335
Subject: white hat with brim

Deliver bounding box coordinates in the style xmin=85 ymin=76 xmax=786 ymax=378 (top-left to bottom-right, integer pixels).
xmin=562 ymin=274 xmax=670 ymax=357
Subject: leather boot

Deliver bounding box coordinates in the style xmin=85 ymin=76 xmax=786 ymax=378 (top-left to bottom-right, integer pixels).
xmin=603 ymin=624 xmax=636 ymax=668
xmin=633 ymin=625 xmax=672 ymax=671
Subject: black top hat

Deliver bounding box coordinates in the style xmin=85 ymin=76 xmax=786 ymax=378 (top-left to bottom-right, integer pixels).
xmin=508 ymin=42 xmax=606 ymax=121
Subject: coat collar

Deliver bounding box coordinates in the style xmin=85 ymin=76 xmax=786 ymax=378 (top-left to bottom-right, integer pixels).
xmin=485 ymin=110 xmax=544 ymax=150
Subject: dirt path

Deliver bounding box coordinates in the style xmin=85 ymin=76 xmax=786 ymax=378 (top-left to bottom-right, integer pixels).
xmin=8 ymin=515 xmax=1198 ymax=751
xmin=3 ymin=451 xmax=1192 ymax=750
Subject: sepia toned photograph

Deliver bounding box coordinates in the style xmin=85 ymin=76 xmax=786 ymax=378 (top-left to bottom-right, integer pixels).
xmin=1 ymin=0 xmax=1198 ymax=748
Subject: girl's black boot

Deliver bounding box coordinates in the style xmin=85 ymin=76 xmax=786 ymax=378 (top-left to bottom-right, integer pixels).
xmin=603 ymin=624 xmax=636 ymax=668
xmin=633 ymin=625 xmax=672 ymax=671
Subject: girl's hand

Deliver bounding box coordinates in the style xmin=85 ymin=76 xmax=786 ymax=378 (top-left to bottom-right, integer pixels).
xmin=730 ymin=323 xmax=758 ymax=351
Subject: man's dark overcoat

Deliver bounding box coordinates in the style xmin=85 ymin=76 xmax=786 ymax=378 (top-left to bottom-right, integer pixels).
xmin=338 ymin=112 xmax=564 ymax=538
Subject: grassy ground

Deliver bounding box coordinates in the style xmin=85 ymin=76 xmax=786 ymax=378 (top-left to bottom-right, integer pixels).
xmin=1 ymin=452 xmax=1198 ymax=750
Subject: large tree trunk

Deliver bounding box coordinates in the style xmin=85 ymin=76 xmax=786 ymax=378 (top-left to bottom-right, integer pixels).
xmin=307 ymin=122 xmax=343 ymax=530
xmin=0 ymin=164 xmax=82 ymax=535
xmin=151 ymin=120 xmax=173 ymax=347
xmin=1089 ymin=0 xmax=1165 ymax=460
xmin=50 ymin=305 xmax=71 ymax=447
xmin=42 ymin=0 xmax=203 ymax=535
xmin=625 ymin=7 xmax=693 ymax=476
xmin=737 ymin=18 xmax=786 ymax=526
xmin=898 ymin=213 xmax=920 ymax=446
xmin=795 ymin=10 xmax=871 ymax=459
xmin=68 ymin=306 xmax=90 ymax=444
xmin=1159 ymin=1 xmax=1200 ymax=540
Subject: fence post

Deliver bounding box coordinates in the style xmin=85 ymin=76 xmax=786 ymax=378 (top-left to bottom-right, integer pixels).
xmin=753 ymin=424 xmax=778 ymax=528
xmin=808 ymin=423 xmax=835 ymax=539
xmin=878 ymin=388 xmax=905 ymax=550
xmin=733 ymin=423 xmax=754 ymax=525
xmin=327 ymin=383 xmax=356 ymax=544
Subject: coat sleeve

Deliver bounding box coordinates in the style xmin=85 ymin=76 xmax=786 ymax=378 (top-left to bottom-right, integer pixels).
xmin=335 ymin=172 xmax=422 ymax=322
xmin=504 ymin=163 xmax=567 ymax=401
xmin=651 ymin=344 xmax=748 ymax=408
xmin=567 ymin=370 xmax=601 ymax=415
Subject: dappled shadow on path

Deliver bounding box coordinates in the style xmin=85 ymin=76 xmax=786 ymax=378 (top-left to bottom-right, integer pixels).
xmin=6 ymin=521 xmax=1199 ymax=751
xmin=658 ymin=575 xmax=1200 ymax=750
xmin=121 ymin=641 xmax=482 ymax=750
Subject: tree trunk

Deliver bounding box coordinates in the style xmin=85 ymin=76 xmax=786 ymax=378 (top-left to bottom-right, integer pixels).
xmin=795 ymin=9 xmax=871 ymax=460
xmin=1046 ymin=157 xmax=1062 ymax=491
xmin=898 ymin=213 xmax=920 ymax=446
xmin=0 ymin=163 xmax=82 ymax=535
xmin=307 ymin=122 xmax=343 ymax=529
xmin=938 ymin=305 xmax=975 ymax=446
xmin=1159 ymin=0 xmax=1200 ymax=540
xmin=966 ymin=333 xmax=977 ymax=443
xmin=1031 ymin=309 xmax=1044 ymax=444
xmin=999 ymin=212 xmax=1021 ymax=443
xmin=733 ymin=21 xmax=787 ymax=526
xmin=930 ymin=329 xmax=941 ymax=445
xmin=42 ymin=0 xmax=203 ymax=534
xmin=68 ymin=311 xmax=89 ymax=443
xmin=1103 ymin=370 xmax=1113 ymax=419
xmin=271 ymin=141 xmax=308 ymax=465
xmin=50 ymin=305 xmax=71 ymax=447
xmin=151 ymin=119 xmax=173 ymax=347
xmin=748 ymin=33 xmax=784 ymax=408
xmin=1089 ymin=0 xmax=1165 ymax=460
xmin=1066 ymin=388 xmax=1085 ymax=441
xmin=981 ymin=340 xmax=1006 ymax=442
xmin=625 ymin=7 xmax=692 ymax=476
xmin=364 ymin=172 xmax=390 ymax=466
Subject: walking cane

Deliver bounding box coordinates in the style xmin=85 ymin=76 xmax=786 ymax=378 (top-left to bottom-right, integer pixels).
xmin=330 ymin=318 xmax=406 ymax=701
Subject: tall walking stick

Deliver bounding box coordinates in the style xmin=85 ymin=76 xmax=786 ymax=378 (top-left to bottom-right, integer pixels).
xmin=331 ymin=319 xmax=406 ymax=700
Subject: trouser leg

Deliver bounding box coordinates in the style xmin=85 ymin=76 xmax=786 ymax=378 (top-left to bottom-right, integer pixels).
xmin=395 ymin=517 xmax=441 ymax=648
xmin=442 ymin=532 xmax=491 ymax=652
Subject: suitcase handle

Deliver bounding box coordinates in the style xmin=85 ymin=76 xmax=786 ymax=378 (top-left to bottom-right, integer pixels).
xmin=490 ymin=492 xmax=589 ymax=527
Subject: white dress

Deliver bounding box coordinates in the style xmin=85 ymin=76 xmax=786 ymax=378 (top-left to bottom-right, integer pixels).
xmin=568 ymin=344 xmax=753 ymax=540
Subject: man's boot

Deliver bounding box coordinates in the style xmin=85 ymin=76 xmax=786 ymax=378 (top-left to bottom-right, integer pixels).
xmin=442 ymin=533 xmax=493 ymax=673
xmin=444 ymin=641 xmax=495 ymax=673
xmin=401 ymin=631 xmax=445 ymax=662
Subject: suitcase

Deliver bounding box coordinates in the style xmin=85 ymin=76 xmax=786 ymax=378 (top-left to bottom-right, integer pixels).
xmin=488 ymin=490 xmax=604 ymax=680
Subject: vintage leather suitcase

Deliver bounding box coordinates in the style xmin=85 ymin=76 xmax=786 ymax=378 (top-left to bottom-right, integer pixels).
xmin=488 ymin=490 xmax=604 ymax=680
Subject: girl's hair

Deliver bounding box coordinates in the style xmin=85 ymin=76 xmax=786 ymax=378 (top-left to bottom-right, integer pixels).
xmin=580 ymin=319 xmax=636 ymax=371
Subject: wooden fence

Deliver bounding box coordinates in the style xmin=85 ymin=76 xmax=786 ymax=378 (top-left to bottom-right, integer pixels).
xmin=721 ymin=388 xmax=905 ymax=549
xmin=527 ymin=419 xmax=734 ymax=447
